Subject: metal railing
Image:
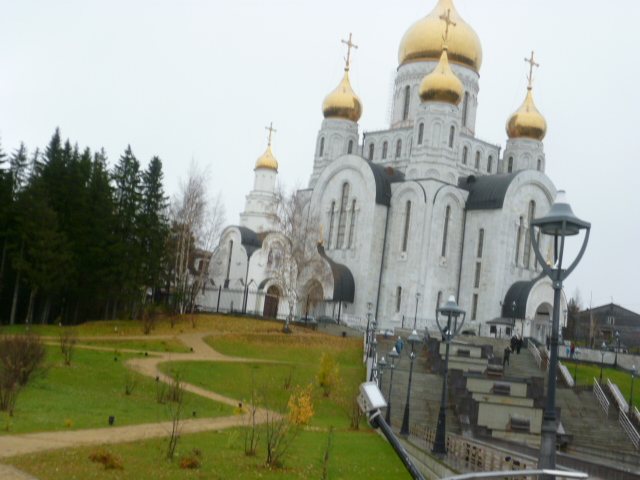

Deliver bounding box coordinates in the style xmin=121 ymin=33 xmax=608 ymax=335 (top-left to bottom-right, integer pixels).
xmin=558 ymin=361 xmax=574 ymax=387
xmin=528 ymin=339 xmax=542 ymax=369
xmin=593 ymin=378 xmax=610 ymax=417
xmin=619 ymin=409 xmax=640 ymax=450
xmin=440 ymin=471 xmax=588 ymax=480
xmin=607 ymin=379 xmax=629 ymax=413
xmin=634 ymin=406 xmax=640 ymax=425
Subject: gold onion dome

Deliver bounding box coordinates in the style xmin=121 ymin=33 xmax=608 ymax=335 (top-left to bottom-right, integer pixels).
xmin=398 ymin=0 xmax=482 ymax=71
xmin=322 ymin=70 xmax=363 ymax=122
xmin=506 ymin=87 xmax=547 ymax=140
xmin=255 ymin=144 xmax=278 ymax=171
xmin=419 ymin=47 xmax=464 ymax=105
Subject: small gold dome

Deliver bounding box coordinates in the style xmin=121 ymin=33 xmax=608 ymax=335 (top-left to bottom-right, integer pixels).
xmin=398 ymin=0 xmax=482 ymax=71
xmin=419 ymin=47 xmax=464 ymax=105
xmin=322 ymin=70 xmax=363 ymax=122
xmin=506 ymin=87 xmax=547 ymax=140
xmin=255 ymin=144 xmax=278 ymax=171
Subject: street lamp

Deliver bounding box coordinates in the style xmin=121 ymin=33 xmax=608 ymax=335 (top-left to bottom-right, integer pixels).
xmin=399 ymin=330 xmax=423 ymax=437
xmin=530 ymin=190 xmax=590 ymax=479
xmin=377 ymin=357 xmax=387 ymax=389
xmin=614 ymin=331 xmax=620 ymax=368
xmin=599 ymin=342 xmax=607 ymax=383
xmin=432 ymin=295 xmax=466 ymax=455
xmin=369 ymin=336 xmax=379 ymax=381
xmin=366 ymin=302 xmax=374 ymax=357
xmin=630 ymin=365 xmax=637 ymax=411
xmin=385 ymin=347 xmax=400 ymax=424
xmin=414 ymin=292 xmax=421 ymax=330
xmin=573 ymin=348 xmax=579 ymax=384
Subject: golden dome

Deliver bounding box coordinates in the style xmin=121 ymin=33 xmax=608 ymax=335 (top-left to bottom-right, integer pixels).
xmin=322 ymin=70 xmax=363 ymax=122
xmin=255 ymin=144 xmax=278 ymax=171
xmin=419 ymin=47 xmax=464 ymax=105
xmin=506 ymin=87 xmax=547 ymax=140
xmin=398 ymin=0 xmax=482 ymax=71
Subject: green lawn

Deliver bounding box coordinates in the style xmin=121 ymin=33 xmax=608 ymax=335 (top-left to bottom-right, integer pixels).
xmin=2 ymin=346 xmax=232 ymax=434
xmin=563 ymin=360 xmax=639 ymax=408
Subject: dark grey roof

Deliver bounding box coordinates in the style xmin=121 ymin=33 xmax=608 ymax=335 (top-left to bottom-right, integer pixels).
xmin=501 ymin=274 xmax=546 ymax=319
xmin=236 ymin=226 xmax=263 ymax=257
xmin=366 ymin=161 xmax=405 ymax=206
xmin=461 ymin=172 xmax=520 ymax=211
xmin=317 ymin=243 xmax=355 ymax=302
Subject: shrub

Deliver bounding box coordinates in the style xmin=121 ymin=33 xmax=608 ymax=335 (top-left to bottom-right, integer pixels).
xmin=287 ymin=383 xmax=315 ymax=427
xmin=59 ymin=328 xmax=77 ymax=366
xmin=179 ymin=452 xmax=201 ymax=469
xmin=0 ymin=334 xmax=47 ymax=413
xmin=88 ymin=449 xmax=124 ymax=470
xmin=316 ymin=352 xmax=341 ymax=398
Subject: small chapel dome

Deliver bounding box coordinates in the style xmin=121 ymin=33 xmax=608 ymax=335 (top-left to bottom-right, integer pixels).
xmin=322 ymin=70 xmax=363 ymax=122
xmin=398 ymin=0 xmax=482 ymax=71
xmin=255 ymin=144 xmax=278 ymax=171
xmin=506 ymin=86 xmax=547 ymax=141
xmin=419 ymin=47 xmax=464 ymax=105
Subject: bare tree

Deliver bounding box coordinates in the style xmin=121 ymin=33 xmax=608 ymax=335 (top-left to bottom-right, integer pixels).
xmin=159 ymin=369 xmax=187 ymax=459
xmin=0 ymin=334 xmax=47 ymax=413
xmin=59 ymin=328 xmax=77 ymax=366
xmin=169 ymin=162 xmax=226 ymax=314
xmin=266 ymin=184 xmax=328 ymax=332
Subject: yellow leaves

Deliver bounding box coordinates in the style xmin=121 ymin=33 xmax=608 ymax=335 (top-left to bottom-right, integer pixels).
xmin=287 ymin=383 xmax=315 ymax=427
xmin=317 ymin=352 xmax=341 ymax=398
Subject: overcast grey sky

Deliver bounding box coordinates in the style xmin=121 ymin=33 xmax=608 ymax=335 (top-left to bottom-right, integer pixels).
xmin=1 ymin=0 xmax=639 ymax=311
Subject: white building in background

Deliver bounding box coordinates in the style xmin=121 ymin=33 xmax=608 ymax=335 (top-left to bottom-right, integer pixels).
xmin=202 ymin=0 xmax=566 ymax=341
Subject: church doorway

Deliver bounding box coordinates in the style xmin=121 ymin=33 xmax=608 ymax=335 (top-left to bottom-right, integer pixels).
xmin=263 ymin=285 xmax=280 ymax=318
xmin=532 ymin=302 xmax=552 ymax=345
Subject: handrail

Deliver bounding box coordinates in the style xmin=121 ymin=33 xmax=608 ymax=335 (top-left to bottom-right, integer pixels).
xmin=440 ymin=470 xmax=588 ymax=480
xmin=558 ymin=361 xmax=574 ymax=387
xmin=528 ymin=339 xmax=542 ymax=369
xmin=593 ymin=378 xmax=610 ymax=417
xmin=634 ymin=406 xmax=640 ymax=425
xmin=619 ymin=409 xmax=640 ymax=449
xmin=606 ymin=379 xmax=629 ymax=413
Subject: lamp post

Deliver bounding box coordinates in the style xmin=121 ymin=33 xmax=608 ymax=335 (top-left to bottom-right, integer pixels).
xmin=386 ymin=347 xmax=400 ymax=424
xmin=377 ymin=357 xmax=387 ymax=389
xmin=366 ymin=302 xmax=374 ymax=357
xmin=432 ymin=296 xmax=466 ymax=456
xmin=599 ymin=342 xmax=607 ymax=383
xmin=530 ymin=191 xmax=590 ymax=479
xmin=573 ymin=348 xmax=579 ymax=384
xmin=614 ymin=331 xmax=620 ymax=368
xmin=414 ymin=292 xmax=421 ymax=330
xmin=399 ymin=330 xmax=423 ymax=437
xmin=369 ymin=336 xmax=379 ymax=381
xmin=630 ymin=365 xmax=637 ymax=410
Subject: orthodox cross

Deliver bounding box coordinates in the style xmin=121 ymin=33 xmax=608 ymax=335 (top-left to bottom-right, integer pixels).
xmin=342 ymin=33 xmax=358 ymax=71
xmin=265 ymin=122 xmax=277 ymax=146
xmin=525 ymin=51 xmax=539 ymax=88
xmin=439 ymin=8 xmax=457 ymax=43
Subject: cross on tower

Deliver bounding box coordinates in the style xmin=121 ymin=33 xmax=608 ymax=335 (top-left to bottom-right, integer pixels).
xmin=525 ymin=51 xmax=539 ymax=88
xmin=341 ymin=33 xmax=358 ymax=71
xmin=439 ymin=8 xmax=457 ymax=44
xmin=265 ymin=122 xmax=277 ymax=146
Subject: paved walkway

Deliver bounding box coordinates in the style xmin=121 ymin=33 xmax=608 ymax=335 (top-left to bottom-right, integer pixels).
xmin=0 ymin=331 xmax=277 ymax=479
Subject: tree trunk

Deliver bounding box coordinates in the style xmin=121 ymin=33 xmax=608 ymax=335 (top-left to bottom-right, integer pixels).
xmin=26 ymin=286 xmax=38 ymax=324
xmin=9 ymin=241 xmax=24 ymax=325
xmin=41 ymin=294 xmax=52 ymax=324
xmin=0 ymin=237 xmax=7 ymax=292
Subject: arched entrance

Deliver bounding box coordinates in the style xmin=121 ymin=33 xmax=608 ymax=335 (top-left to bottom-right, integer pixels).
xmin=301 ymin=280 xmax=324 ymax=318
xmin=263 ymin=285 xmax=280 ymax=318
xmin=532 ymin=302 xmax=552 ymax=344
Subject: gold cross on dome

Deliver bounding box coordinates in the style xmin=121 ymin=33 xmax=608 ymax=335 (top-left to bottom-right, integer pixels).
xmin=265 ymin=122 xmax=277 ymax=146
xmin=525 ymin=51 xmax=539 ymax=88
xmin=439 ymin=8 xmax=457 ymax=44
xmin=342 ymin=33 xmax=358 ymax=71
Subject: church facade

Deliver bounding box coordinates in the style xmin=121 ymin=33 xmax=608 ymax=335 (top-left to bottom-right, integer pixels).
xmin=203 ymin=0 xmax=566 ymax=341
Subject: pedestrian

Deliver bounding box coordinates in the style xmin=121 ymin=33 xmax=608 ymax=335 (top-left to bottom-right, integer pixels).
xmin=510 ymin=334 xmax=517 ymax=351
xmin=503 ymin=346 xmax=511 ymax=366
xmin=424 ymin=327 xmax=430 ymax=343
xmin=516 ymin=335 xmax=523 ymax=354
xmin=566 ymin=344 xmax=570 ymax=358
xmin=395 ymin=336 xmax=404 ymax=354
xmin=570 ymin=343 xmax=575 ymax=359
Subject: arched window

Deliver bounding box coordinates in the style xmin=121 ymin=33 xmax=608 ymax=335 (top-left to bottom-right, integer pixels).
xmin=402 ymin=85 xmax=410 ymax=120
xmin=396 ymin=286 xmax=403 ymax=312
xmin=487 ymin=156 xmax=493 ymax=173
xmin=348 ymin=199 xmax=357 ymax=248
xmin=327 ymin=201 xmax=335 ymax=248
xmin=449 ymin=126 xmax=455 ymax=147
xmin=475 ymin=151 xmax=481 ymax=169
xmin=368 ymin=143 xmax=374 ymax=160
xmin=523 ymin=201 xmax=536 ymax=268
xmin=462 ymin=92 xmax=469 ymax=127
xmin=226 ymin=240 xmax=234 ymax=281
xmin=319 ymin=137 xmax=325 ymax=157
xmin=441 ymin=205 xmax=451 ymax=257
xmin=347 ymin=140 xmax=353 ymax=154
xmin=477 ymin=228 xmax=484 ymax=258
xmin=337 ymin=183 xmax=350 ymax=248
xmin=474 ymin=262 xmax=481 ymax=288
xmin=402 ymin=200 xmax=412 ymax=252
xmin=396 ymin=139 xmax=402 ymax=158
xmin=508 ymin=156 xmax=514 ymax=173
xmin=382 ymin=141 xmax=388 ymax=159
xmin=417 ymin=123 xmax=424 ymax=144
xmin=462 ymin=146 xmax=468 ymax=164
xmin=472 ymin=294 xmax=479 ymax=320
xmin=537 ymin=158 xmax=542 ymax=171
xmin=515 ymin=216 xmax=523 ymax=264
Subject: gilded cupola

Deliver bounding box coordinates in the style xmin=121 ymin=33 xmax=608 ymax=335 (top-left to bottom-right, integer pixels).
xmin=255 ymin=123 xmax=279 ymax=171
xmin=322 ymin=34 xmax=363 ymax=122
xmin=398 ymin=0 xmax=482 ymax=71
xmin=506 ymin=52 xmax=547 ymax=141
xmin=419 ymin=47 xmax=464 ymax=105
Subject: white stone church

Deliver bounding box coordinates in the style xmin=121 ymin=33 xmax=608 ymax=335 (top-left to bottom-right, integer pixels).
xmin=202 ymin=0 xmax=566 ymax=342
